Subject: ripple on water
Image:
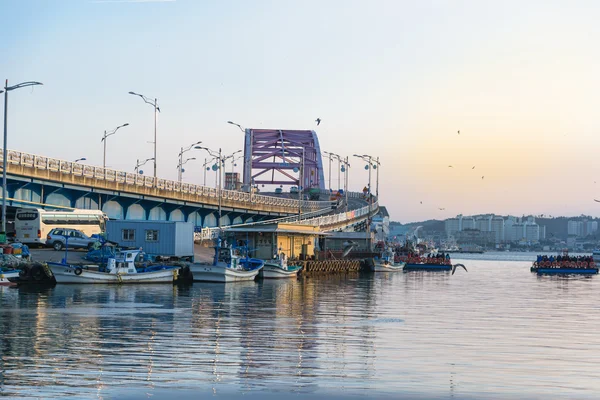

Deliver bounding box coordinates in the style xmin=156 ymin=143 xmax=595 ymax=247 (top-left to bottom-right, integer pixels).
xmin=1 ymin=259 xmax=600 ymax=399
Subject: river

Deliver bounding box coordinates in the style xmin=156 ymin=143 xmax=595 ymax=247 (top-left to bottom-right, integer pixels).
xmin=1 ymin=252 xmax=599 ymax=399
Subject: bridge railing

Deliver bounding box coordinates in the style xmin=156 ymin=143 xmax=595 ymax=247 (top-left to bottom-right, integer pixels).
xmin=2 ymin=149 xmax=343 ymax=211
xmin=195 ymin=196 xmax=378 ymax=241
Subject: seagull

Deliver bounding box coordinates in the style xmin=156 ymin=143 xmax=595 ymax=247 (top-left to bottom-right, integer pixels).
xmin=472 ymin=166 xmax=475 ymax=169
xmin=448 ymin=165 xmax=453 ymax=168
xmin=315 ymin=118 xmax=321 ymax=126
xmin=481 ymin=176 xmax=485 ymax=179
xmin=452 ymin=263 xmax=468 ymax=275
xmin=439 ymin=208 xmax=445 ymax=210
xmin=420 ymin=201 xmax=423 ymax=204
xmin=594 ymin=199 xmax=600 ymax=203
xmin=457 ymin=130 xmax=460 ymax=135
xmin=342 ymin=240 xmax=356 ymax=257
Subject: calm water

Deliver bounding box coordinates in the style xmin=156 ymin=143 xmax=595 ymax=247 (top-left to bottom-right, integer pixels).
xmin=2 ymin=252 xmax=600 ymax=399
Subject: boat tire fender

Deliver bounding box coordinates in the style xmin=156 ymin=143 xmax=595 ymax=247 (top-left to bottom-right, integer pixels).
xmin=74 ymin=267 xmax=83 ymax=276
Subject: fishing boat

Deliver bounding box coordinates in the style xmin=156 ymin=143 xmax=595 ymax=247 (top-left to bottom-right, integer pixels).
xmin=190 ymin=243 xmax=264 ymax=283
xmin=372 ymin=247 xmax=406 ymax=272
xmin=531 ymin=253 xmax=597 ymax=275
xmin=260 ymin=252 xmax=303 ymax=279
xmin=0 ymin=267 xmax=19 ymax=286
xmin=401 ymin=255 xmax=452 ymax=272
xmin=47 ymin=250 xmax=181 ymax=284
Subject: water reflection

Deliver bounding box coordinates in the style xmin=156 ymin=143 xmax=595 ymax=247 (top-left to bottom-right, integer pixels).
xmin=2 ymin=258 xmax=600 ymax=399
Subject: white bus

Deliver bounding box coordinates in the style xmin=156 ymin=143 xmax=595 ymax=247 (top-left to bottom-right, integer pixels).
xmin=15 ymin=208 xmax=108 ymax=245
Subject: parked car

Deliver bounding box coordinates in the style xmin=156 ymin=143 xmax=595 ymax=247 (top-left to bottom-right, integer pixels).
xmin=275 ymin=187 xmax=283 ymax=194
xmin=290 ymin=186 xmax=298 ymax=194
xmin=46 ymin=228 xmax=101 ymax=251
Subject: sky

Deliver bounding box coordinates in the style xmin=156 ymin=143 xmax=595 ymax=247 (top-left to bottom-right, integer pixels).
xmin=2 ymin=0 xmax=600 ymax=223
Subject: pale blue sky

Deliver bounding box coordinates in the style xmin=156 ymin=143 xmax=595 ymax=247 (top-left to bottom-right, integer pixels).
xmin=3 ymin=0 xmax=600 ymax=222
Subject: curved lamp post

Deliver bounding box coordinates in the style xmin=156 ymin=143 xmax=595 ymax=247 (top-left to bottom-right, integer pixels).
xmin=129 ymin=91 xmax=159 ymax=179
xmin=196 ymin=146 xmax=223 ymax=228
xmin=177 ymin=157 xmax=196 ymax=181
xmin=134 ymin=157 xmax=154 ymax=174
xmin=177 ymin=141 xmax=202 ymax=182
xmin=101 ymin=123 xmax=129 ymax=169
xmin=353 ymin=153 xmax=380 ymax=252
xmin=2 ymin=80 xmax=43 ymax=236
xmin=73 ymin=158 xmax=87 ymax=163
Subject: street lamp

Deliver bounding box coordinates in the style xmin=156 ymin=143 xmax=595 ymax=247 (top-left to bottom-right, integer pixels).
xmin=202 ymin=156 xmax=217 ymax=186
xmin=196 ymin=146 xmax=223 ymax=228
xmin=177 ymin=141 xmax=202 ymax=182
xmin=101 ymin=123 xmax=129 ymax=169
xmin=134 ymin=157 xmax=154 ymax=174
xmin=227 ymin=121 xmax=252 ymax=193
xmin=129 ymin=91 xmax=160 ymax=179
xmin=177 ymin=157 xmax=196 ymax=181
xmin=323 ymin=151 xmax=334 ymax=191
xmin=2 ymin=79 xmax=43 ymax=236
xmin=222 ymin=150 xmax=242 ymax=190
xmin=354 ymin=153 xmax=380 ymax=252
xmin=227 ymin=120 xmax=245 ymax=132
xmin=73 ymin=158 xmax=87 ymax=163
xmin=340 ymin=156 xmax=350 ymax=211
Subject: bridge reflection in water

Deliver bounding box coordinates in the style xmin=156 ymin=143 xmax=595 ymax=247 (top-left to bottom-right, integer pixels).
xmin=0 ymin=278 xmax=381 ymax=398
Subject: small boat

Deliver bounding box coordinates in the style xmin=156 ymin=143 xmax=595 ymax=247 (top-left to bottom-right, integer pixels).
xmin=531 ymin=251 xmax=596 ymax=274
xmin=371 ymin=248 xmax=405 ymax=272
xmin=260 ymin=253 xmax=303 ymax=279
xmin=190 ymin=244 xmax=264 ymax=283
xmin=47 ymin=250 xmax=181 ymax=284
xmin=400 ymin=254 xmax=452 ymax=272
xmin=0 ymin=267 xmax=19 ymax=286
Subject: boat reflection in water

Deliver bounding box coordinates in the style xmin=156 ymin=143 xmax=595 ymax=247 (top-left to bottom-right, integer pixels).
xmin=0 ymin=275 xmax=380 ymax=398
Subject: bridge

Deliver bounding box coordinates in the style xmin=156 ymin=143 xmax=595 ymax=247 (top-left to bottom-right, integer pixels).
xmin=0 ymin=149 xmax=377 ymax=229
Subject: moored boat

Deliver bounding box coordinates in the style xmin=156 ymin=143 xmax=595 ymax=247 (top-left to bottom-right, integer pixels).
xmin=371 ymin=247 xmax=405 ymax=272
xmin=260 ymin=253 xmax=302 ymax=279
xmin=399 ymin=255 xmax=452 ymax=272
xmin=47 ymin=250 xmax=180 ymax=284
xmin=0 ymin=267 xmax=19 ymax=286
xmin=531 ymin=252 xmax=596 ymax=274
xmin=190 ymin=244 xmax=264 ymax=283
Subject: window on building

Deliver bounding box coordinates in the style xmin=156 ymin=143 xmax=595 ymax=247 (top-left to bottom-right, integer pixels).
xmin=145 ymin=229 xmax=159 ymax=242
xmin=122 ymin=229 xmax=135 ymax=241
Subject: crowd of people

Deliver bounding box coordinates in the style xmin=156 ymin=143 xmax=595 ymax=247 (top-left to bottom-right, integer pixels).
xmin=534 ymin=254 xmax=595 ymax=269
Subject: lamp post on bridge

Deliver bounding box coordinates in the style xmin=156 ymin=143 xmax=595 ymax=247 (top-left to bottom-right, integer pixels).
xmin=134 ymin=157 xmax=154 ymax=174
xmin=227 ymin=121 xmax=253 ymax=193
xmin=177 ymin=157 xmax=196 ymax=181
xmin=353 ymin=154 xmax=379 ymax=252
xmin=177 ymin=141 xmax=202 ymax=182
xmin=340 ymin=156 xmax=350 ymax=211
xmin=1 ymin=79 xmax=43 ymax=237
xmin=221 ymin=150 xmax=242 ymax=190
xmin=323 ymin=151 xmax=334 ymax=191
xmin=129 ymin=91 xmax=159 ymax=179
xmin=101 ymin=123 xmax=129 ymax=169
xmin=73 ymin=158 xmax=87 ymax=163
xmin=196 ymin=146 xmax=223 ymax=229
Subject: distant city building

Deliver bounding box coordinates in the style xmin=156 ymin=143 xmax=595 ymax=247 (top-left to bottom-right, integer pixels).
xmin=444 ymin=214 xmax=543 ymax=246
xmin=444 ymin=217 xmax=461 ymax=237
xmin=491 ymin=217 xmax=505 ymax=243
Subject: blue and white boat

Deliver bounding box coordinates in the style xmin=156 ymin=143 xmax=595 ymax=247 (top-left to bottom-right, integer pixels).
xmin=190 ymin=244 xmax=264 ymax=283
xmin=372 ymin=248 xmax=405 ymax=272
xmin=0 ymin=267 xmax=19 ymax=286
xmin=48 ymin=250 xmax=181 ymax=284
xmin=261 ymin=252 xmax=302 ymax=279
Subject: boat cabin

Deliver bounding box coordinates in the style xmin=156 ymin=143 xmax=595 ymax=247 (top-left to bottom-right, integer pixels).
xmin=105 ymin=251 xmax=140 ymax=274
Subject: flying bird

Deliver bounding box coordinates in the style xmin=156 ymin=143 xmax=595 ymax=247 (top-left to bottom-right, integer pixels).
xmin=448 ymin=165 xmax=453 ymax=168
xmin=342 ymin=241 xmax=356 ymax=258
xmin=481 ymin=176 xmax=485 ymax=179
xmin=452 ymin=263 xmax=468 ymax=275
xmin=315 ymin=118 xmax=321 ymax=126
xmin=439 ymin=208 xmax=445 ymax=210
xmin=472 ymin=166 xmax=475 ymax=169
xmin=457 ymin=130 xmax=460 ymax=135
xmin=420 ymin=201 xmax=423 ymax=204
xmin=594 ymin=199 xmax=600 ymax=203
